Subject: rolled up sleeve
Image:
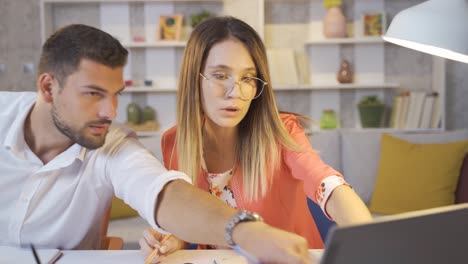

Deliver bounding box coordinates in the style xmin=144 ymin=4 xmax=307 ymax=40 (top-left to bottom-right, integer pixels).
xmin=105 ymin=136 xmax=192 ymax=233
xmin=282 ymin=115 xmax=345 ymax=206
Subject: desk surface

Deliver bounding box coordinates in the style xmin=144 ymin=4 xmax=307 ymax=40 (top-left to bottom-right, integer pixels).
xmin=58 ymin=249 xmax=324 ymax=263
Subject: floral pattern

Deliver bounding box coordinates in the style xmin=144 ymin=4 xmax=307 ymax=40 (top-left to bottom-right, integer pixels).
xmin=207 ymin=169 xmax=238 ymax=208
xmin=315 ymin=175 xmax=349 ymax=219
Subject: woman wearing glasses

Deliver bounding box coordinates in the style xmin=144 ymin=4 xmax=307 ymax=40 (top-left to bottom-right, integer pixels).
xmin=140 ymin=16 xmax=371 ymax=261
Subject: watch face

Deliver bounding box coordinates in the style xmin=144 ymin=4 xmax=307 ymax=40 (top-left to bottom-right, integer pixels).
xmin=241 ymin=211 xmax=263 ymax=222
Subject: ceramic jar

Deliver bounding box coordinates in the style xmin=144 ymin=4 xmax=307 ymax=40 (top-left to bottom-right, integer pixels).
xmin=323 ymin=7 xmax=347 ymax=38
xmin=320 ymin=109 xmax=338 ymax=129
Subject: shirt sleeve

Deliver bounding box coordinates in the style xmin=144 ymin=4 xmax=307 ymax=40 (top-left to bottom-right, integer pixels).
xmin=105 ymin=134 xmax=192 ymax=234
xmin=282 ymin=114 xmax=347 ymax=208
xmin=317 ymin=175 xmax=349 ymax=220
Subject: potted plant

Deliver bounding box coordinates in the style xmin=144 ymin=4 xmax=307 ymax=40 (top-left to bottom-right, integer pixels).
xmin=357 ymin=95 xmax=385 ymax=128
xmin=322 ymin=0 xmax=347 ymax=38
xmin=189 ymin=10 xmax=214 ymax=28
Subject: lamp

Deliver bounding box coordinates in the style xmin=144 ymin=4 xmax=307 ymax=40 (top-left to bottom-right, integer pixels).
xmin=383 ymin=0 xmax=468 ymax=64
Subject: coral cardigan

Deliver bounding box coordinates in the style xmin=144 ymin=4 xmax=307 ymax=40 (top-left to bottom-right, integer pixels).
xmin=161 ymin=113 xmax=343 ymax=248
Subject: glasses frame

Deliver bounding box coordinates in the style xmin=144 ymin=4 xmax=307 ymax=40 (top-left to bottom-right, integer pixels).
xmin=199 ymin=73 xmax=267 ymax=100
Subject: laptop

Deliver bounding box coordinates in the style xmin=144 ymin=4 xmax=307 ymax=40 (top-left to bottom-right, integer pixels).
xmin=319 ymin=203 xmax=468 ymax=264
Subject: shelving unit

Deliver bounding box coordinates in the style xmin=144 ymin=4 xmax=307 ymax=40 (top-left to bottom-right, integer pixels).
xmin=40 ymin=0 xmax=263 ymax=134
xmin=121 ymin=41 xmax=186 ymax=48
xmin=274 ymin=82 xmax=399 ymax=91
xmin=305 ymin=36 xmax=384 ymax=45
xmin=122 ymin=86 xmax=177 ymax=93
xmin=135 ymin=130 xmax=163 ymax=137
xmin=264 ymin=0 xmax=445 ymax=132
xmin=39 ymin=0 xmax=445 ymax=134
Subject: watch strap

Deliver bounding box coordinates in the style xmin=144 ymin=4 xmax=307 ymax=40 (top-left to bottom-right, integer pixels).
xmin=225 ymin=210 xmax=264 ymax=246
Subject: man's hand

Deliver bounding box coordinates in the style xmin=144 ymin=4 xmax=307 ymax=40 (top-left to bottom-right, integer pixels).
xmin=139 ymin=228 xmax=186 ymax=263
xmin=233 ymin=221 xmax=312 ymax=264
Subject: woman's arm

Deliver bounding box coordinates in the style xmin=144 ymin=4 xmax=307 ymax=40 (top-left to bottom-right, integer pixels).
xmin=326 ymin=185 xmax=373 ymax=226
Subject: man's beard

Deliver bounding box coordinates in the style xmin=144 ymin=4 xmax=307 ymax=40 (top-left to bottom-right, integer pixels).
xmin=51 ymin=104 xmax=111 ymax=150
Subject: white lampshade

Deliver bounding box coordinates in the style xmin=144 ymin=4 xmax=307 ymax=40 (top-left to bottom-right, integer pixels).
xmin=383 ymin=0 xmax=468 ymax=64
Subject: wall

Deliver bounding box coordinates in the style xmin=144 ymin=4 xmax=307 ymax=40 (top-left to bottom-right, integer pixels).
xmin=0 ymin=0 xmax=466 ymax=129
xmin=0 ymin=0 xmax=41 ymax=91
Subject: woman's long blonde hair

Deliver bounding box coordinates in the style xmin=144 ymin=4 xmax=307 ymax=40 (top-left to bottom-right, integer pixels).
xmin=175 ymin=16 xmax=302 ymax=201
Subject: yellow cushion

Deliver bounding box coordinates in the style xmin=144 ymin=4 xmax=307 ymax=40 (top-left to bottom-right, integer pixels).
xmin=110 ymin=196 xmax=139 ymax=220
xmin=369 ymin=134 xmax=468 ymax=214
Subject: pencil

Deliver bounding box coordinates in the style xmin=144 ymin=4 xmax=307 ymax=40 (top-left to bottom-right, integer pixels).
xmin=30 ymin=244 xmax=42 ymax=264
xmin=145 ymin=234 xmax=173 ymax=264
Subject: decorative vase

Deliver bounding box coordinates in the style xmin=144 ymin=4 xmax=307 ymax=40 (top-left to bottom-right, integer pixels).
xmin=142 ymin=106 xmax=156 ymax=122
xmin=337 ymin=60 xmax=353 ymax=83
xmin=320 ymin=109 xmax=338 ymax=129
xmin=323 ymin=7 xmax=347 ymax=38
xmin=127 ymin=103 xmax=142 ymax=125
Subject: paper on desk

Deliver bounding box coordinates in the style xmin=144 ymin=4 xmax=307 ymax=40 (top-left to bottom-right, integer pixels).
xmin=0 ymin=246 xmax=62 ymax=264
xmin=159 ymin=249 xmax=324 ymax=264
xmin=160 ymin=249 xmax=248 ymax=264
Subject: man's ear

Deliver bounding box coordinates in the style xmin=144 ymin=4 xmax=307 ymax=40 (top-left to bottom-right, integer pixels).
xmin=37 ymin=73 xmax=58 ymax=103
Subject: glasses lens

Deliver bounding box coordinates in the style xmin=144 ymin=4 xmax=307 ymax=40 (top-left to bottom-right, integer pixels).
xmin=225 ymin=77 xmax=261 ymax=100
xmin=206 ymin=74 xmax=265 ymax=100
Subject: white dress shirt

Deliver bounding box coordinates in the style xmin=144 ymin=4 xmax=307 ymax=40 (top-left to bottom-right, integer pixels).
xmin=0 ymin=92 xmax=191 ymax=249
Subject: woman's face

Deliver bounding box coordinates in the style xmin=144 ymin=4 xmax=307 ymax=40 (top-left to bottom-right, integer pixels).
xmin=200 ymin=38 xmax=257 ymax=129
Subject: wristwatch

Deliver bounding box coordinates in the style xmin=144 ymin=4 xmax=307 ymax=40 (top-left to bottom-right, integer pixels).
xmin=225 ymin=210 xmax=264 ymax=246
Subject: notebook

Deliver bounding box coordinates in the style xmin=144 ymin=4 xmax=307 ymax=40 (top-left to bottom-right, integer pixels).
xmin=319 ymin=203 xmax=468 ymax=264
xmin=0 ymin=246 xmax=62 ymax=264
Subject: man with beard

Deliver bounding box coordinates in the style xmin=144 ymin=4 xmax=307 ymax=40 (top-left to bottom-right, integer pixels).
xmin=0 ymin=24 xmax=311 ymax=264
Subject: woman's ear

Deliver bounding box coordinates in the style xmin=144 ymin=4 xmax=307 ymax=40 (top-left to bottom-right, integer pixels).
xmin=37 ymin=73 xmax=57 ymax=103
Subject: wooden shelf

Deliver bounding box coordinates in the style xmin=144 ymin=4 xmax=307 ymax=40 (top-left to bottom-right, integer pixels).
xmin=306 ymin=127 xmax=443 ymax=135
xmin=43 ymin=0 xmax=221 ymax=3
xmin=305 ymin=37 xmax=384 ymax=45
xmin=122 ymin=41 xmax=186 ymax=48
xmin=122 ymin=86 xmax=177 ymax=93
xmin=135 ymin=130 xmax=163 ymax=137
xmin=273 ymin=83 xmax=399 ymax=91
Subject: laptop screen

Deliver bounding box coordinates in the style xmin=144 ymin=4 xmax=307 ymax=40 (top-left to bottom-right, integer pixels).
xmin=320 ymin=203 xmax=468 ymax=264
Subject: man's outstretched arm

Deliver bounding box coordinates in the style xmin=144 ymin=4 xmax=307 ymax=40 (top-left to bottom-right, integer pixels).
xmin=155 ymin=180 xmax=312 ymax=264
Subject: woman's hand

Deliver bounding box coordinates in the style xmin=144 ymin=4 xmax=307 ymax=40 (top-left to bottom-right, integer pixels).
xmin=139 ymin=228 xmax=187 ymax=263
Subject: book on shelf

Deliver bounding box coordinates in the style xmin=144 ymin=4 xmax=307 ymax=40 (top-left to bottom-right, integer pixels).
xmin=419 ymin=92 xmax=438 ymax=129
xmin=389 ymin=94 xmax=402 ymax=128
xmin=266 ymin=48 xmax=299 ymax=86
xmin=404 ymin=91 xmax=426 ymax=129
xmin=430 ymin=93 xmax=441 ymax=129
xmin=391 ymin=90 xmax=410 ymax=129
xmin=390 ymin=91 xmax=440 ymax=130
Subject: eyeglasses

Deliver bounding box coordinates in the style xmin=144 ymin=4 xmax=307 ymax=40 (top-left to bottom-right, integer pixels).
xmin=199 ymin=73 xmax=267 ymax=100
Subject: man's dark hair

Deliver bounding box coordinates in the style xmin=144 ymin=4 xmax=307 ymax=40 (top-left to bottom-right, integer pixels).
xmin=38 ymin=24 xmax=128 ymax=86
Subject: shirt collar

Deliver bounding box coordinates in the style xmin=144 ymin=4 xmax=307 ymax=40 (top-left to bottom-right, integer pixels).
xmin=3 ymin=99 xmax=35 ymax=152
xmin=38 ymin=143 xmax=85 ymax=172
xmin=3 ymin=95 xmax=87 ymax=164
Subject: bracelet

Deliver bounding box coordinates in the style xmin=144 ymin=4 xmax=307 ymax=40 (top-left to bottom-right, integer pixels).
xmin=225 ymin=210 xmax=264 ymax=246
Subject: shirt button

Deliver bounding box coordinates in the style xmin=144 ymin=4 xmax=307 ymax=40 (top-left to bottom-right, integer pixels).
xmin=20 ymin=196 xmax=29 ymax=203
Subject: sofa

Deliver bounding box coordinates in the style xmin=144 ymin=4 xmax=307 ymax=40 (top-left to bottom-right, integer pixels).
xmin=108 ymin=129 xmax=468 ymax=249
xmin=307 ymin=128 xmax=468 ymax=240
